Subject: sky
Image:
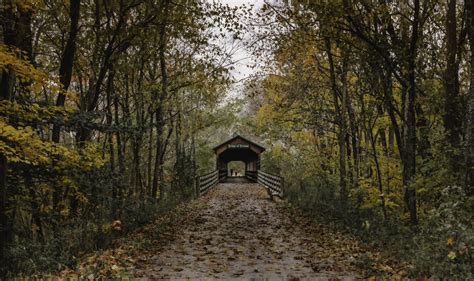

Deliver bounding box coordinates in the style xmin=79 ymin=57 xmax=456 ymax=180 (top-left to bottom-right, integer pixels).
xmin=209 ymin=0 xmax=285 ymax=98
xmin=215 ymin=0 xmax=265 ymax=88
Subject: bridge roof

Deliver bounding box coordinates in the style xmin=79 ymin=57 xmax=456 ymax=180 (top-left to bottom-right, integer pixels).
xmin=213 ymin=133 xmax=266 ymax=152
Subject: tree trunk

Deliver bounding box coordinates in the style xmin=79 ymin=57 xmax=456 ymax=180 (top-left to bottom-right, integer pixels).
xmin=52 ymin=0 xmax=81 ymax=143
xmin=147 ymin=124 xmax=154 ymax=194
xmin=443 ymin=0 xmax=462 ymax=164
xmin=466 ymin=0 xmax=474 ymax=193
xmin=52 ymin=0 xmax=80 ymax=211
xmin=345 ymin=62 xmax=359 ymax=188
xmin=151 ymin=111 xmax=164 ymax=199
xmin=369 ymin=127 xmax=387 ymax=220
xmin=324 ymin=38 xmax=347 ymax=201
xmin=402 ymin=0 xmax=419 ymax=225
xmin=151 ymin=0 xmax=171 ymax=200
xmin=114 ymin=83 xmax=125 ymax=179
xmin=106 ymin=68 xmax=116 ymax=199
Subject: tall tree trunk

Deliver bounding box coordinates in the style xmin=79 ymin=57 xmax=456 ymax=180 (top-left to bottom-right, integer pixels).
xmin=191 ymin=127 xmax=197 ymax=197
xmin=52 ymin=0 xmax=81 ymax=143
xmin=151 ymin=109 xmax=165 ymax=199
xmin=369 ymin=127 xmax=387 ymax=220
xmin=106 ymin=68 xmax=116 ymax=199
xmin=444 ymin=0 xmax=463 ymax=172
xmin=51 ymin=0 xmax=81 ymax=213
xmin=174 ymin=100 xmax=183 ymax=191
xmin=383 ymin=70 xmax=403 ymax=160
xmin=0 ymin=70 xmax=11 ymax=272
xmin=0 ymin=69 xmax=13 ymax=271
xmin=444 ymin=0 xmax=462 ymax=151
xmin=114 ymin=82 xmax=125 ymax=179
xmin=131 ymin=67 xmax=144 ymax=197
xmin=344 ymin=57 xmax=359 ymax=188
xmin=324 ymin=38 xmax=347 ymax=201
xmin=402 ymin=0 xmax=419 ymax=225
xmin=466 ymin=0 xmax=474 ymax=193
xmin=147 ymin=124 xmax=154 ymax=194
xmin=151 ymin=0 xmax=171 ymax=200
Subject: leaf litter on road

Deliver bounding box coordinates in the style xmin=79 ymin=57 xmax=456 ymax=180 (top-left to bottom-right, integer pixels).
xmin=59 ymin=183 xmax=410 ymax=279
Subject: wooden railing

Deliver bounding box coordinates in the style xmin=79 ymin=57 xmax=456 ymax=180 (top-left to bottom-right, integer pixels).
xmin=218 ymin=170 xmax=227 ymax=181
xmin=196 ymin=169 xmax=283 ymax=199
xmin=257 ymin=170 xmax=284 ymax=198
xmin=196 ymin=170 xmax=218 ymax=195
xmin=245 ymin=170 xmax=257 ymax=182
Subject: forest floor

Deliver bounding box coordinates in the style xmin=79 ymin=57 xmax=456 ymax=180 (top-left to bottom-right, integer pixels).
xmin=60 ymin=183 xmax=409 ymax=279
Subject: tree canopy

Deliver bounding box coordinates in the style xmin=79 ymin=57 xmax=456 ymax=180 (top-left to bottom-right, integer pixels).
xmin=1 ymin=0 xmax=473 ymax=278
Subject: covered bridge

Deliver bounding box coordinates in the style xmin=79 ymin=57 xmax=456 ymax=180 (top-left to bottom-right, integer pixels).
xmin=213 ymin=133 xmax=265 ymax=177
xmin=195 ymin=133 xmax=283 ymax=199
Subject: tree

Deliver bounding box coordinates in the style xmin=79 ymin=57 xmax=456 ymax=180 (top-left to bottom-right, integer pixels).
xmin=466 ymin=0 xmax=474 ymax=192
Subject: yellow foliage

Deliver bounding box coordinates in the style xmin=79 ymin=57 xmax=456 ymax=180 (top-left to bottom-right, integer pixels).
xmin=0 ymin=45 xmax=105 ymax=174
xmin=0 ymin=100 xmax=73 ymax=125
xmin=4 ymin=0 xmax=43 ymax=12
xmin=0 ymin=45 xmax=67 ymax=96
xmin=447 ymin=251 xmax=456 ymax=260
xmin=447 ymin=237 xmax=455 ymax=246
xmin=0 ymin=117 xmax=105 ymax=170
xmin=375 ymin=115 xmax=391 ymax=129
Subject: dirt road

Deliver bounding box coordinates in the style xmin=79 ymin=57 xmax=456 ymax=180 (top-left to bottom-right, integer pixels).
xmin=134 ymin=183 xmax=359 ymax=280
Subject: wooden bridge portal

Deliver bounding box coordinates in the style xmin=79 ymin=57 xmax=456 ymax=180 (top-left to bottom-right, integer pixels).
xmin=195 ymin=134 xmax=284 ymax=199
xmin=213 ymin=134 xmax=265 ymax=178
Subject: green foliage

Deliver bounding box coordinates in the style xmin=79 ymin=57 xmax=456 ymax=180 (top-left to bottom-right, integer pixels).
xmin=412 ymin=186 xmax=474 ymax=277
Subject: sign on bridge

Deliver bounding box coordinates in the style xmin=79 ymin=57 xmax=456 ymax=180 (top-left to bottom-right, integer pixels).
xmin=228 ymin=144 xmax=250 ymax=149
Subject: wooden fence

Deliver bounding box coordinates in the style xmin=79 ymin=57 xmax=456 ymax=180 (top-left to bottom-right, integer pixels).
xmin=196 ymin=170 xmax=227 ymax=195
xmin=196 ymin=170 xmax=218 ymax=195
xmin=197 ymin=169 xmax=283 ymax=199
xmin=256 ymin=170 xmax=284 ymax=198
xmin=245 ymin=170 xmax=257 ymax=182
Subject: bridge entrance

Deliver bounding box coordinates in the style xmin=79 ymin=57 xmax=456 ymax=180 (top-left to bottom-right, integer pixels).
xmin=227 ymin=161 xmax=245 ymax=177
xmin=195 ymin=133 xmax=283 ymax=198
xmin=213 ymin=133 xmax=265 ymax=182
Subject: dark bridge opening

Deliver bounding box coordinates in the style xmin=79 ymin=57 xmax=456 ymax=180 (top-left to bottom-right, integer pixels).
xmin=213 ymin=134 xmax=265 ymax=183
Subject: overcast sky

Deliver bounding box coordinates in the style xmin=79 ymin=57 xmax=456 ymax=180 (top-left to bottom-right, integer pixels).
xmin=214 ymin=0 xmax=265 ymax=89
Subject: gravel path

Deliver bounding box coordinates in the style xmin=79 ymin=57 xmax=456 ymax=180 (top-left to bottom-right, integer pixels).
xmin=134 ymin=183 xmax=358 ymax=280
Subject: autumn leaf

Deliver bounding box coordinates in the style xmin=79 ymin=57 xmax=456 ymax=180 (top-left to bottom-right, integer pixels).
xmin=113 ymin=220 xmax=122 ymax=231
xmin=447 ymin=251 xmax=456 ymax=260
xmin=459 ymin=243 xmax=468 ymax=255
xmin=446 ymin=237 xmax=455 ymax=246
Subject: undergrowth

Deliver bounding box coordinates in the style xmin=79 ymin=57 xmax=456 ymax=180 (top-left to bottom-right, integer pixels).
xmin=284 ymin=180 xmax=474 ymax=279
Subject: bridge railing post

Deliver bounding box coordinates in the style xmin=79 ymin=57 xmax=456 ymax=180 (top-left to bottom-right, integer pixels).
xmin=194 ymin=176 xmax=200 ymax=198
xmin=256 ymin=169 xmax=284 ymax=199
xmin=280 ymin=177 xmax=284 ymax=198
